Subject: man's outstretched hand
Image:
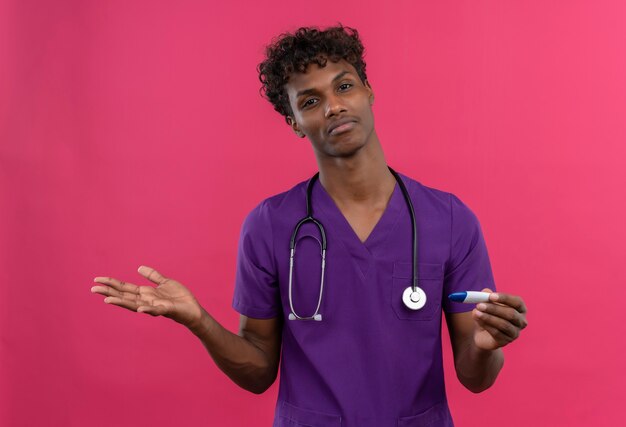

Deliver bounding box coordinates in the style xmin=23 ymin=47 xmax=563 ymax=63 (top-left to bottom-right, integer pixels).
xmin=91 ymin=266 xmax=203 ymax=329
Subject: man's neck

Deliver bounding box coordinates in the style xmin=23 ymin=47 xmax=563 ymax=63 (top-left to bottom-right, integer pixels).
xmin=317 ymin=138 xmax=396 ymax=206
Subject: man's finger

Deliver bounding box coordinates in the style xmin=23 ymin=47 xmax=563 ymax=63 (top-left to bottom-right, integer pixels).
xmin=137 ymin=304 xmax=168 ymax=317
xmin=477 ymin=303 xmax=527 ymax=329
xmin=489 ymin=293 xmax=527 ymax=313
xmin=137 ymin=266 xmax=168 ymax=286
xmin=103 ymin=296 xmax=140 ymax=312
xmin=91 ymin=285 xmax=123 ymax=298
xmin=92 ymin=286 xmax=151 ymax=306
xmin=474 ymin=310 xmax=520 ymax=340
xmin=93 ymin=277 xmax=140 ymax=295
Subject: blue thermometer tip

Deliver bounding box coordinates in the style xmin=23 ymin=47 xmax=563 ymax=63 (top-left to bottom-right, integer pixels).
xmin=448 ymin=292 xmax=468 ymax=302
xmin=448 ymin=291 xmax=492 ymax=304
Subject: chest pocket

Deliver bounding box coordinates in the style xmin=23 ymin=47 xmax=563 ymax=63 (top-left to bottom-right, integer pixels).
xmin=391 ymin=262 xmax=444 ymax=321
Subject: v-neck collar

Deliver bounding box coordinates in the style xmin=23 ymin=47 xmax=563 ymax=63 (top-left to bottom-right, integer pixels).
xmin=310 ymin=177 xmax=406 ymax=280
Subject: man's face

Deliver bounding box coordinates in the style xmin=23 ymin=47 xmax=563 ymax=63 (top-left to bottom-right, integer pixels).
xmin=285 ymin=59 xmax=375 ymax=159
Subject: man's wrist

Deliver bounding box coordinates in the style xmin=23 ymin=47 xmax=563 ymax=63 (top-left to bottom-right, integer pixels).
xmin=187 ymin=307 xmax=212 ymax=337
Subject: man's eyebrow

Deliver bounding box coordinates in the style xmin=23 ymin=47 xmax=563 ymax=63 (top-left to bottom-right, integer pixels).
xmin=295 ymin=70 xmax=354 ymax=98
xmin=331 ymin=70 xmax=352 ymax=84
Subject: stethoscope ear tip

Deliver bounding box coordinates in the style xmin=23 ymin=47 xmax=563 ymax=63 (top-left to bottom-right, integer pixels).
xmin=288 ymin=313 xmax=296 ymax=321
xmin=314 ymin=314 xmax=322 ymax=321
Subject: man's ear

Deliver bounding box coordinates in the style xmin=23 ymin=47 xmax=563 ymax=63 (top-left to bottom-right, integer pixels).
xmin=365 ymin=80 xmax=375 ymax=105
xmin=287 ymin=116 xmax=306 ymax=138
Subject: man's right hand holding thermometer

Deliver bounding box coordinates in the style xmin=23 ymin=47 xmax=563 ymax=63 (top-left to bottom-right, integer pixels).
xmin=449 ymin=288 xmax=528 ymax=351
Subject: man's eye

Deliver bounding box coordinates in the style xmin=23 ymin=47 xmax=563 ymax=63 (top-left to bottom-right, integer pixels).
xmin=338 ymin=83 xmax=353 ymax=91
xmin=302 ymin=98 xmax=317 ymax=108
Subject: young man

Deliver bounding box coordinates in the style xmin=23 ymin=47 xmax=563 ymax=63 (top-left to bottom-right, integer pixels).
xmin=91 ymin=25 xmax=528 ymax=426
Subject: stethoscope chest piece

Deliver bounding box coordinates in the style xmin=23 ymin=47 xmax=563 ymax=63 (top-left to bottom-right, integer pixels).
xmin=402 ymin=286 xmax=427 ymax=310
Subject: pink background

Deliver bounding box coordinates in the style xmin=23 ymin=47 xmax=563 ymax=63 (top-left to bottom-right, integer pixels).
xmin=2 ymin=1 xmax=625 ymax=426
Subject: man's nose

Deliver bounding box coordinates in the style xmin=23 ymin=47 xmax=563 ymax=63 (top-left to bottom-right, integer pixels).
xmin=324 ymin=94 xmax=347 ymax=118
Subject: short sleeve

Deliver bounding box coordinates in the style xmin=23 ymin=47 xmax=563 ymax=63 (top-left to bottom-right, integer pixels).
xmin=442 ymin=194 xmax=496 ymax=313
xmin=232 ymin=202 xmax=282 ymax=319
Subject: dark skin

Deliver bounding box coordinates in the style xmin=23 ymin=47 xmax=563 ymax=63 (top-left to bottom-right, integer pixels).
xmin=91 ymin=59 xmax=528 ymax=394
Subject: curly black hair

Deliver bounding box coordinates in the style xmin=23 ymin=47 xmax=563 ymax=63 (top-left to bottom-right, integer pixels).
xmin=258 ymin=25 xmax=368 ymax=123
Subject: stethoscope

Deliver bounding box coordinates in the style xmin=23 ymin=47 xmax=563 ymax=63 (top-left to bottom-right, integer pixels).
xmin=287 ymin=167 xmax=426 ymax=321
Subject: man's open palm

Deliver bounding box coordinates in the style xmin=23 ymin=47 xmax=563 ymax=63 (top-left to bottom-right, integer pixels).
xmin=91 ymin=266 xmax=202 ymax=328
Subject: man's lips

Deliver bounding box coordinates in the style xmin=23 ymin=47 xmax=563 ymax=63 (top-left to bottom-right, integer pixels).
xmin=327 ymin=118 xmax=357 ymax=135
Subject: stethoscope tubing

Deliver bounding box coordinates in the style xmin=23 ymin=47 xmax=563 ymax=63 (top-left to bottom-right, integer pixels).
xmin=389 ymin=167 xmax=420 ymax=293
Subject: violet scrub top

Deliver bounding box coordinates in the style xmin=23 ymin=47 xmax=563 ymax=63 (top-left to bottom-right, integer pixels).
xmin=232 ymin=173 xmax=495 ymax=427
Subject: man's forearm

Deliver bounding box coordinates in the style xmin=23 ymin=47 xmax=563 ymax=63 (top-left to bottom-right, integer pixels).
xmin=187 ymin=308 xmax=276 ymax=394
xmin=455 ymin=342 xmax=504 ymax=393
